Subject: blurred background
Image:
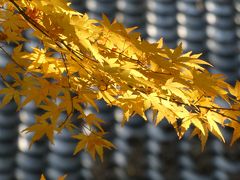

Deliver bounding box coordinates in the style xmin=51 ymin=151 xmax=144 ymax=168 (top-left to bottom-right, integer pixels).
xmin=1 ymin=0 xmax=240 ymax=179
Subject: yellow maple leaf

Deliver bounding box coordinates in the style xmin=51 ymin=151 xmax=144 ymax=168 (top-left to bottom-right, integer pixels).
xmin=227 ymin=121 xmax=240 ymax=145
xmin=81 ymin=114 xmax=104 ymax=132
xmin=39 ymin=99 xmax=62 ymax=125
xmin=23 ymin=118 xmax=55 ymax=145
xmin=190 ymin=126 xmax=209 ymax=151
xmin=40 ymin=174 xmax=67 ymax=180
xmin=0 ymin=87 xmax=20 ymax=108
xmin=40 ymin=175 xmax=45 ymax=180
xmin=73 ymin=132 xmax=115 ymax=161
xmin=228 ymin=81 xmax=240 ymax=100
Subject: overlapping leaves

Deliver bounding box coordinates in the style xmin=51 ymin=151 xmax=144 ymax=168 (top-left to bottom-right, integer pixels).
xmin=0 ymin=0 xmax=240 ymax=162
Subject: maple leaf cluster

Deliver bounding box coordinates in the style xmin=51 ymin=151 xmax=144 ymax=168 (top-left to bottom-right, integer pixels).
xmin=0 ymin=0 xmax=240 ymax=162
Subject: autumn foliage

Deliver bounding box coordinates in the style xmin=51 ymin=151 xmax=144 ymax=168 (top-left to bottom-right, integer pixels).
xmin=0 ymin=0 xmax=240 ymax=163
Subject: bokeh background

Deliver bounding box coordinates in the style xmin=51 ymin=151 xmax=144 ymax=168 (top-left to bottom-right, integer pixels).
xmin=0 ymin=0 xmax=240 ymax=179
